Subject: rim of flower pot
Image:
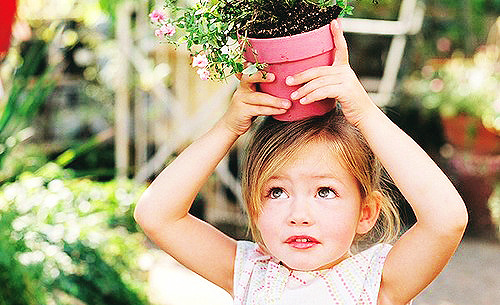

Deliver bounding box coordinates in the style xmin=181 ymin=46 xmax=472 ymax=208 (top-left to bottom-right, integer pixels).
xmin=242 ymin=22 xmax=334 ymax=64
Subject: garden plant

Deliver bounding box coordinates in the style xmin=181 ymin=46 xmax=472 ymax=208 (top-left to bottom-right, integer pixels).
xmin=0 ymin=163 xmax=150 ymax=304
xmin=403 ymin=46 xmax=499 ymax=154
xmin=150 ymin=0 xmax=361 ymax=81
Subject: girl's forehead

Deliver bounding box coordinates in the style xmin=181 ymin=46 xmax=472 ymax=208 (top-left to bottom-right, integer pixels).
xmin=268 ymin=140 xmax=349 ymax=178
xmin=284 ymin=139 xmax=343 ymax=164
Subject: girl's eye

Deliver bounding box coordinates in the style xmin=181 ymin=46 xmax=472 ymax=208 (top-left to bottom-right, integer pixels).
xmin=317 ymin=187 xmax=337 ymax=199
xmin=268 ymin=187 xmax=288 ymax=199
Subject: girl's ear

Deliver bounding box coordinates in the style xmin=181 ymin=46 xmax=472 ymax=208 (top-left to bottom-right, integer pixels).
xmin=356 ymin=191 xmax=382 ymax=234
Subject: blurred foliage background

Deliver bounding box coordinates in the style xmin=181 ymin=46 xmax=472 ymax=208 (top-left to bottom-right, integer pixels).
xmin=0 ymin=0 xmax=499 ymax=304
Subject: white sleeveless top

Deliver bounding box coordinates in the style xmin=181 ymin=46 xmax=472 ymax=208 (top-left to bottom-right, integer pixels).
xmin=233 ymin=240 xmax=393 ymax=305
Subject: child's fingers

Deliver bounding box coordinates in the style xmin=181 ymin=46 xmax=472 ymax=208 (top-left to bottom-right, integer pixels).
xmin=285 ymin=66 xmax=333 ymax=86
xmin=330 ymin=19 xmax=349 ymax=65
xmin=248 ymin=105 xmax=288 ymax=117
xmin=297 ymin=85 xmax=339 ymax=105
xmin=289 ymin=75 xmax=340 ymax=100
xmin=240 ymin=91 xmax=291 ymax=109
xmin=240 ymin=72 xmax=275 ymax=90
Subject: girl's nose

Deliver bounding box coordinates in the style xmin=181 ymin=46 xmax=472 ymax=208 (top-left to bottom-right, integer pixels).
xmin=288 ymin=217 xmax=311 ymax=226
xmin=287 ymin=200 xmax=313 ymax=226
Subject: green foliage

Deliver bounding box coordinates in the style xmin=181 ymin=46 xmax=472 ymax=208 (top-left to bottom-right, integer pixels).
xmin=349 ymin=0 xmax=398 ymax=19
xmin=402 ymin=46 xmax=500 ymax=130
xmin=98 ymin=0 xmax=142 ymax=25
xmin=0 ymin=143 xmax=50 ymax=185
xmin=336 ymin=0 xmax=354 ymax=15
xmin=0 ymin=211 xmax=48 ymax=305
xmin=0 ymin=163 xmax=149 ymax=304
xmin=0 ymin=41 xmax=56 ymax=171
xmin=161 ymin=0 xmax=250 ymax=80
xmin=53 ymin=242 xmax=145 ymax=305
xmin=420 ymin=0 xmax=500 ymax=58
xmin=156 ymin=0 xmax=354 ymax=80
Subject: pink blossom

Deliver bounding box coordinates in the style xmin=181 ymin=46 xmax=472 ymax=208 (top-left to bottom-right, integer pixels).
xmin=149 ymin=10 xmax=166 ymax=23
xmin=161 ymin=24 xmax=176 ymax=36
xmin=197 ymin=68 xmax=210 ymax=80
xmin=155 ymin=29 xmax=164 ymax=38
xmin=192 ymin=54 xmax=208 ymax=68
xmin=155 ymin=24 xmax=176 ymax=38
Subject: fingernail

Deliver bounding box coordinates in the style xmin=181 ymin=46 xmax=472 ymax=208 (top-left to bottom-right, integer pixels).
xmin=282 ymin=100 xmax=291 ymax=108
xmin=267 ymin=73 xmax=275 ymax=81
xmin=299 ymin=97 xmax=307 ymax=104
xmin=333 ymin=19 xmax=342 ymax=31
xmin=286 ymin=76 xmax=294 ymax=85
xmin=290 ymin=91 xmax=298 ymax=99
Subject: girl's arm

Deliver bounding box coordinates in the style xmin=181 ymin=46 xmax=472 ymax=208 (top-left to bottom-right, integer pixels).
xmin=134 ymin=72 xmax=291 ymax=294
xmin=287 ymin=19 xmax=468 ymax=305
xmin=355 ymin=100 xmax=468 ymax=305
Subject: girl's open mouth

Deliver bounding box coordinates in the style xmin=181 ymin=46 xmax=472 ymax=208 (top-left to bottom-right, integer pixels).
xmin=285 ymin=235 xmax=320 ymax=249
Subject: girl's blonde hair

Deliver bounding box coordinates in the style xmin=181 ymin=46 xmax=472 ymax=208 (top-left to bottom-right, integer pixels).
xmin=242 ymin=108 xmax=401 ymax=251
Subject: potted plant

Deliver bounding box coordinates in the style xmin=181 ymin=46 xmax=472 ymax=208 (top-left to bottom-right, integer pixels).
xmin=149 ymin=0 xmax=362 ymax=120
xmin=404 ymin=46 xmax=500 ymax=237
xmin=403 ymin=46 xmax=500 ymax=155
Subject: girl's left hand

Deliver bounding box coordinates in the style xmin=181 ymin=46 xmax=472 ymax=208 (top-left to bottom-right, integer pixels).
xmin=285 ymin=19 xmax=376 ymax=127
xmin=221 ymin=71 xmax=291 ymax=137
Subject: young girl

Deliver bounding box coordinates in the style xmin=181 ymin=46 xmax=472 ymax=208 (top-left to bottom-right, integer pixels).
xmin=134 ymin=19 xmax=468 ymax=304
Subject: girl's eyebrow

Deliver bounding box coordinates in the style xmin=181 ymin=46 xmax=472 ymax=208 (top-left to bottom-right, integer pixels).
xmin=266 ymin=176 xmax=287 ymax=182
xmin=267 ymin=174 xmax=341 ymax=181
xmin=264 ymin=175 xmax=349 ymax=193
xmin=310 ymin=174 xmax=347 ymax=187
xmin=310 ymin=174 xmax=338 ymax=179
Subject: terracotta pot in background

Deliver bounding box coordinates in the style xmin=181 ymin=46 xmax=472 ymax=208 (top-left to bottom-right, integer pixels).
xmin=441 ymin=115 xmax=500 ymax=155
xmin=0 ymin=0 xmax=17 ymax=56
xmin=442 ymin=115 xmax=500 ymax=238
xmin=243 ymin=23 xmax=336 ymax=121
xmin=449 ymin=152 xmax=499 ymax=238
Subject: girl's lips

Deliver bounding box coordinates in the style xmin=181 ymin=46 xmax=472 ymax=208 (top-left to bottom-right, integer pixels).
xmin=285 ymin=235 xmax=320 ymax=249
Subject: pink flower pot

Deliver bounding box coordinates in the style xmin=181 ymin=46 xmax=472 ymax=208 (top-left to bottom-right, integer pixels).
xmin=0 ymin=0 xmax=17 ymax=55
xmin=242 ymin=23 xmax=336 ymax=121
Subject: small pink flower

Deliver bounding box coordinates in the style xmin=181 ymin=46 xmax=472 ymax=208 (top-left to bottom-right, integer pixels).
xmin=155 ymin=24 xmax=176 ymax=38
xmin=197 ymin=68 xmax=210 ymax=80
xmin=155 ymin=28 xmax=164 ymax=38
xmin=162 ymin=24 xmax=176 ymax=36
xmin=192 ymin=54 xmax=209 ymax=68
xmin=149 ymin=10 xmax=166 ymax=23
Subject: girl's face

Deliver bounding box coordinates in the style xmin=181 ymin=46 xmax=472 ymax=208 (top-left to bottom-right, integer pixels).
xmin=256 ymin=140 xmax=364 ymax=271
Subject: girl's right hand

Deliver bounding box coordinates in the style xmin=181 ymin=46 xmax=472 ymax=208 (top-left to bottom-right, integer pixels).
xmin=220 ymin=72 xmax=291 ymax=136
xmin=284 ymin=19 xmax=377 ymax=128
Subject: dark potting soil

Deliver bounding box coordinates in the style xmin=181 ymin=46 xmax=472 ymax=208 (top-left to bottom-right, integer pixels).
xmin=240 ymin=2 xmax=343 ymax=38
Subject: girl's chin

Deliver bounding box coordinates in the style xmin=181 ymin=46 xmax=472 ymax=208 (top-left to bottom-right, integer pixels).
xmin=282 ymin=253 xmax=351 ymax=271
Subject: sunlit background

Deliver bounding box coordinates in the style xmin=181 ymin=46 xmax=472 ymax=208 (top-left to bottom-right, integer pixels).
xmin=0 ymin=0 xmax=498 ymax=304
